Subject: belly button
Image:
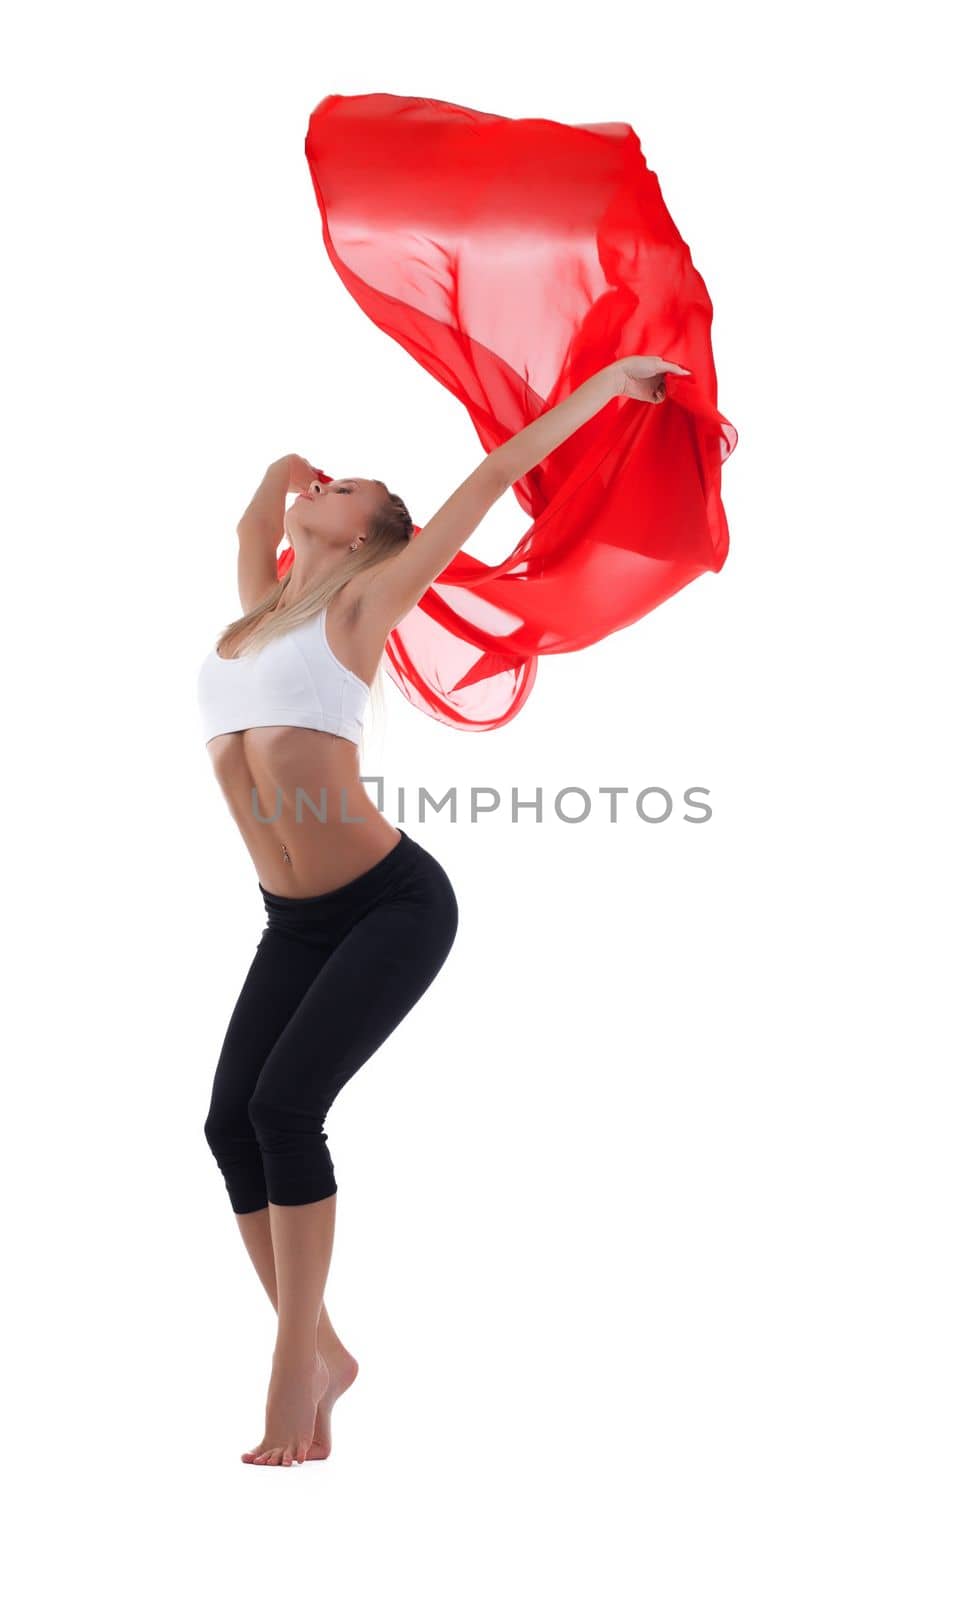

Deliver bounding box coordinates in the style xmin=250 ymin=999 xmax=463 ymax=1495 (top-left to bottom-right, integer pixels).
xmin=281 ymin=842 xmax=292 ymax=864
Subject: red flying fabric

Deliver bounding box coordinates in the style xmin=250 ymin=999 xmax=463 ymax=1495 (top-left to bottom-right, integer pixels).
xmin=294 ymin=91 xmax=737 ymax=731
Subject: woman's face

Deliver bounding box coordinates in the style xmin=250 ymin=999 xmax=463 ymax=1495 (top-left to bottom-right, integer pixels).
xmin=285 ymin=478 xmax=387 ymax=545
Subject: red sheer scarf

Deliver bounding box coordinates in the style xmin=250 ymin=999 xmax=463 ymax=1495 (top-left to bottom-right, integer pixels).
xmin=284 ymin=91 xmax=736 ymax=730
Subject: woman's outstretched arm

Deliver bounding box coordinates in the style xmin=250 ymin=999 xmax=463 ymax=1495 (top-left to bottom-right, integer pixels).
xmin=361 ymin=365 xmax=625 ymax=634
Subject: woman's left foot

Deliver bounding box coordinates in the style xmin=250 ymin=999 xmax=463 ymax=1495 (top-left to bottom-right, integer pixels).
xmin=241 ymin=1350 xmax=330 ymax=1466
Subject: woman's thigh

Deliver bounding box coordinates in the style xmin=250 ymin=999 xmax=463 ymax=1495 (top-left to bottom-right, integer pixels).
xmin=249 ymin=869 xmax=459 ymax=1119
xmin=205 ymin=930 xmax=331 ymax=1124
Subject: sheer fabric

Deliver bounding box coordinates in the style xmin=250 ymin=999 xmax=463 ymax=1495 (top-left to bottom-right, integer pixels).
xmin=284 ymin=91 xmax=736 ymax=730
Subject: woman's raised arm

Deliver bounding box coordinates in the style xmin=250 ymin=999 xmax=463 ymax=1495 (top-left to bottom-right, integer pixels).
xmin=360 ymin=364 xmax=632 ymax=634
xmin=235 ymin=456 xmax=321 ymax=612
xmin=235 ymin=459 xmax=291 ymax=612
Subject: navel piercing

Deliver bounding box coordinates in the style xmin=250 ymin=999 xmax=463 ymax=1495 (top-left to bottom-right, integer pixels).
xmin=281 ymin=842 xmax=291 ymax=863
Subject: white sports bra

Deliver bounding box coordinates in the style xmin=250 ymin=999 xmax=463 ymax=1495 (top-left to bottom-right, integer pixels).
xmin=197 ymin=606 xmax=370 ymax=746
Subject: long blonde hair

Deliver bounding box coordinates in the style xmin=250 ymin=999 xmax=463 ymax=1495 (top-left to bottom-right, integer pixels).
xmin=214 ymin=486 xmax=414 ymax=753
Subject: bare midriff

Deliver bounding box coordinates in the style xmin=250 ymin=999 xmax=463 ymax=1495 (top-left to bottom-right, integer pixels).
xmin=205 ymin=725 xmax=401 ymax=896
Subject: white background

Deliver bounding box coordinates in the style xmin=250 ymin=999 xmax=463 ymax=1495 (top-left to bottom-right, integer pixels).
xmin=4 ymin=2 xmax=952 ymax=1595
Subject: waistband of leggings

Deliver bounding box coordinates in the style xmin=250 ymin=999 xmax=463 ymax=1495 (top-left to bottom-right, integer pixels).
xmin=257 ymin=827 xmax=418 ymax=914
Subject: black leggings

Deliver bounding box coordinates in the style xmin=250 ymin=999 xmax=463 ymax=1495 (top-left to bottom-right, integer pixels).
xmin=203 ymin=828 xmax=458 ymax=1212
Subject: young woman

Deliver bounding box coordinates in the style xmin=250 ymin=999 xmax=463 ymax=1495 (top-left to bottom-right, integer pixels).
xmin=198 ymin=352 xmax=687 ymax=1468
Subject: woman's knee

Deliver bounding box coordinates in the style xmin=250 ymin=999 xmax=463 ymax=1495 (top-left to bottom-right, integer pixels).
xmin=203 ymin=1100 xmax=250 ymax=1159
xmin=203 ymin=1070 xmax=262 ymax=1154
xmin=246 ymin=1087 xmax=329 ymax=1146
xmin=203 ymin=1101 xmax=270 ymax=1213
xmin=246 ymin=1090 xmax=338 ymax=1205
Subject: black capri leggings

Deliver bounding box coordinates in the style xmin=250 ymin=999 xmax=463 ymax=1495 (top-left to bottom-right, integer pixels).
xmin=203 ymin=828 xmax=458 ymax=1212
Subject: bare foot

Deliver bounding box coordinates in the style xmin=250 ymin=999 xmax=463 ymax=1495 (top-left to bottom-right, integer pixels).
xmin=304 ymin=1350 xmax=360 ymax=1461
xmin=241 ymin=1350 xmax=330 ymax=1466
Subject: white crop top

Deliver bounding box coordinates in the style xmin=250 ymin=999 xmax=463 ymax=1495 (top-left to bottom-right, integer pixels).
xmin=197 ymin=606 xmax=370 ymax=746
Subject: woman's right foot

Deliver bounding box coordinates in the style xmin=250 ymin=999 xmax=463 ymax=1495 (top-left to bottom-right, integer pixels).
xmin=306 ymin=1350 xmax=359 ymax=1460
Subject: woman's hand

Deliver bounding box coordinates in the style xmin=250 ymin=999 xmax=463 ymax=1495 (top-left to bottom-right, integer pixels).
xmin=280 ymin=454 xmax=326 ymax=495
xmin=610 ymin=356 xmax=692 ymax=403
